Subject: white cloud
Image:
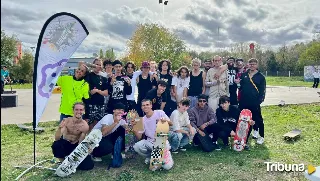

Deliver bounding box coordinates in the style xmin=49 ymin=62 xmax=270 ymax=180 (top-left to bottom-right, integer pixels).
xmin=1 ymin=0 xmax=319 ymax=58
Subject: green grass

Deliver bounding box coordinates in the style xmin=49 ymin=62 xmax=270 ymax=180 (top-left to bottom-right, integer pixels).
xmin=4 ymin=83 xmax=32 ymax=89
xmin=1 ymin=103 xmax=319 ymax=181
xmin=265 ymin=76 xmax=311 ymax=87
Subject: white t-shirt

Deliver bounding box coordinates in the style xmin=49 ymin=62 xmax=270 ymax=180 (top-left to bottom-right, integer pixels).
xmin=169 ymin=110 xmax=190 ymax=131
xmin=93 ymin=114 xmax=126 ymax=136
xmin=313 ymin=71 xmax=320 ymax=78
xmin=171 ymin=76 xmax=190 ymax=102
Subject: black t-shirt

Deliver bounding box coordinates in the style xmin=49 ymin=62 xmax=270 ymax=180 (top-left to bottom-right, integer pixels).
xmin=216 ymin=105 xmax=240 ymax=132
xmin=145 ymin=88 xmax=167 ymax=110
xmin=107 ymin=75 xmax=132 ymax=106
xmin=227 ymin=66 xmax=238 ymax=90
xmin=153 ymin=73 xmax=172 ymax=100
xmin=85 ymin=72 xmax=109 ymax=105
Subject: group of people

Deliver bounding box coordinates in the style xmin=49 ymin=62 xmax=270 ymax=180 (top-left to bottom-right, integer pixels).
xmin=52 ymin=56 xmax=266 ymax=171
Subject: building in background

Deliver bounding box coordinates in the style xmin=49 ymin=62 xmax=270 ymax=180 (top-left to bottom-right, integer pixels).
xmin=13 ymin=41 xmax=22 ymax=64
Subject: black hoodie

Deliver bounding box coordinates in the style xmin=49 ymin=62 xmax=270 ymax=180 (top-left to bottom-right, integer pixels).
xmin=216 ymin=105 xmax=240 ymax=132
xmin=239 ymin=71 xmax=266 ymax=106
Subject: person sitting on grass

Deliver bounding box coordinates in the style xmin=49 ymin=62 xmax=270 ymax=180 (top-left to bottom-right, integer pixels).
xmin=216 ymin=95 xmax=255 ymax=150
xmin=91 ymin=102 xmax=127 ymax=162
xmin=132 ymin=99 xmax=173 ymax=168
xmin=168 ymin=97 xmax=195 ymax=153
xmin=51 ymin=102 xmax=94 ymax=170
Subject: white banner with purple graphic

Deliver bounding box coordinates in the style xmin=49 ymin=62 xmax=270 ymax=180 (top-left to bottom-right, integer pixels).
xmin=34 ymin=12 xmax=89 ymax=128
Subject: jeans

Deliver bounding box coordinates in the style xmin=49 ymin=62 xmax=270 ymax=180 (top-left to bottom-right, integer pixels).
xmin=188 ymin=96 xmax=198 ymax=108
xmin=168 ymin=127 xmax=196 ymax=151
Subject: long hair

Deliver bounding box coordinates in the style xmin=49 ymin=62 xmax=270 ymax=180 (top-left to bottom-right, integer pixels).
xmin=176 ymin=66 xmax=190 ymax=78
xmin=158 ymin=59 xmax=171 ymax=73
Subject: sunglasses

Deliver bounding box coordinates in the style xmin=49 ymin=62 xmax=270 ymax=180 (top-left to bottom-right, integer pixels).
xmin=198 ymin=100 xmax=207 ymax=103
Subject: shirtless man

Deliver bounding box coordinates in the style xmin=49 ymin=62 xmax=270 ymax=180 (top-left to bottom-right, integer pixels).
xmin=51 ymin=102 xmax=94 ymax=170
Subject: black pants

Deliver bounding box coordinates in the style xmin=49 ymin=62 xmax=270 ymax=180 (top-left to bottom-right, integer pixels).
xmin=229 ymin=88 xmax=238 ymax=105
xmin=51 ymin=138 xmax=94 ymax=170
xmin=92 ymin=126 xmax=126 ymax=157
xmin=313 ymin=78 xmax=319 ymax=88
xmin=239 ymin=104 xmax=264 ymax=138
xmin=1 ymin=81 xmax=4 ymax=94
xmin=205 ymin=123 xmax=231 ymax=144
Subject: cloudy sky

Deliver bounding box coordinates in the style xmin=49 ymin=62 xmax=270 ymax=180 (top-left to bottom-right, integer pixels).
xmin=1 ymin=0 xmax=319 ymax=58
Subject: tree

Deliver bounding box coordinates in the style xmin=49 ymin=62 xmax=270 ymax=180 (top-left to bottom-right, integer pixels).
xmin=298 ymin=41 xmax=320 ymax=66
xmin=99 ymin=49 xmax=104 ymax=59
xmin=1 ymin=30 xmax=18 ymax=66
xmin=125 ymin=23 xmax=187 ymax=70
xmin=105 ymin=48 xmax=116 ymax=60
xmin=11 ymin=52 xmax=33 ymax=83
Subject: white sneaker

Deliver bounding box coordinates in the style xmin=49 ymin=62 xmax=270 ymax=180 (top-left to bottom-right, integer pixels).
xmin=144 ymin=158 xmax=150 ymax=165
xmin=92 ymin=156 xmax=102 ymax=162
xmin=111 ymin=153 xmax=126 ymax=159
xmin=252 ymin=130 xmax=259 ymax=139
xmin=257 ymin=137 xmax=264 ymax=145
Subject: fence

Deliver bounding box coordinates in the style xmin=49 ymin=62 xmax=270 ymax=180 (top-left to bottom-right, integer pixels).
xmin=262 ymin=71 xmax=304 ymax=77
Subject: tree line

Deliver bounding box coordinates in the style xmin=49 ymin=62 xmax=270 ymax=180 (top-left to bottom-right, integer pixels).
xmin=1 ymin=24 xmax=319 ymax=83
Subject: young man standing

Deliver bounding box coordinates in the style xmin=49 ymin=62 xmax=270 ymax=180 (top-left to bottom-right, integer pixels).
xmin=237 ymin=58 xmax=266 ymax=144
xmin=132 ymin=99 xmax=173 ymax=166
xmin=145 ymin=80 xmax=168 ymax=111
xmin=84 ymin=59 xmax=109 ymax=129
xmin=51 ymin=102 xmax=94 ymax=170
xmin=206 ymin=55 xmax=229 ymax=112
xmin=91 ymin=103 xmax=127 ymax=161
xmin=235 ymin=58 xmax=246 ymax=102
xmin=137 ymin=61 xmax=156 ymax=116
xmin=226 ymin=57 xmax=238 ymax=106
xmin=107 ymin=60 xmax=132 ymax=113
xmin=187 ymin=58 xmax=206 ymax=108
xmin=312 ymin=69 xmax=319 ymax=88
xmin=57 ymin=64 xmax=89 ymax=122
xmin=216 ymin=96 xmax=255 ymax=149
xmin=168 ymin=98 xmax=195 ymax=153
xmin=203 ymin=59 xmax=213 ymax=96
xmin=1 ymin=65 xmax=10 ymax=94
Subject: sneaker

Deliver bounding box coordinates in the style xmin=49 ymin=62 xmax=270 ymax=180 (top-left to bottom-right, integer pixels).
xmin=244 ymin=145 xmax=250 ymax=150
xmin=144 ymin=158 xmax=150 ymax=165
xmin=212 ymin=143 xmax=221 ymax=151
xmin=179 ymin=147 xmax=186 ymax=152
xmin=257 ymin=137 xmax=264 ymax=145
xmin=110 ymin=153 xmax=126 ymax=159
xmin=193 ymin=143 xmax=199 ymax=147
xmin=171 ymin=149 xmax=179 ymax=154
xmin=92 ymin=156 xmax=102 ymax=162
xmin=252 ymin=130 xmax=259 ymax=139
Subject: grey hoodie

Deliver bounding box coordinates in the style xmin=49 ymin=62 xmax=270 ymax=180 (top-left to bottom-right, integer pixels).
xmin=187 ymin=104 xmax=217 ymax=129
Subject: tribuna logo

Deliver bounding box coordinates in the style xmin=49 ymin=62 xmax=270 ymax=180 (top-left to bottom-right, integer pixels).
xmin=265 ymin=162 xmax=305 ymax=172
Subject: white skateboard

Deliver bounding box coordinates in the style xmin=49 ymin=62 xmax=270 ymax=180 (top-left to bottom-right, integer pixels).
xmin=55 ymin=129 xmax=102 ymax=177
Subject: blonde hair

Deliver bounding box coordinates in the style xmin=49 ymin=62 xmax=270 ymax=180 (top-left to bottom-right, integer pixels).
xmin=191 ymin=58 xmax=201 ymax=65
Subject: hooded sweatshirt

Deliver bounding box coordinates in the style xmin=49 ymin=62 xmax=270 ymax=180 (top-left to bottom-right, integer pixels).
xmin=188 ymin=104 xmax=217 ymax=129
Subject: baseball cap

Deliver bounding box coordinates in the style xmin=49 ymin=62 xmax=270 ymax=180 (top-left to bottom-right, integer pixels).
xmin=141 ymin=61 xmax=150 ymax=68
xmin=204 ymin=59 xmax=212 ymax=63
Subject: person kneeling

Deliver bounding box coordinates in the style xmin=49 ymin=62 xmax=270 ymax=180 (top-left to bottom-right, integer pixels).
xmin=216 ymin=96 xmax=255 ymax=150
xmin=91 ymin=103 xmax=126 ymax=161
xmin=169 ymin=98 xmax=195 ymax=153
xmin=51 ymin=102 xmax=94 ymax=170
xmin=132 ymin=99 xmax=173 ymax=170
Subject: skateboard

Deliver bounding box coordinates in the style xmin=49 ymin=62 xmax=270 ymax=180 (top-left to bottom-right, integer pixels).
xmin=55 ymin=129 xmax=102 ymax=177
xmin=233 ymin=109 xmax=252 ymax=152
xmin=124 ymin=110 xmax=139 ymax=159
xmin=283 ymin=129 xmax=301 ymax=141
xmin=149 ymin=119 xmax=170 ymax=171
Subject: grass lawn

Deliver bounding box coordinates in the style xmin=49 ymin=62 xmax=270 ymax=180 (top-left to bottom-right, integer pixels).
xmin=1 ymin=103 xmax=319 ymax=181
xmin=4 ymin=83 xmax=32 ymax=89
xmin=265 ymin=77 xmax=312 ymax=87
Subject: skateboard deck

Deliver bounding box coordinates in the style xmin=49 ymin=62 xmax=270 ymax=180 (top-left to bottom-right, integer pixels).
xmin=55 ymin=129 xmax=102 ymax=177
xmin=149 ymin=119 xmax=170 ymax=171
xmin=283 ymin=129 xmax=301 ymax=141
xmin=124 ymin=110 xmax=140 ymax=159
xmin=233 ymin=109 xmax=252 ymax=152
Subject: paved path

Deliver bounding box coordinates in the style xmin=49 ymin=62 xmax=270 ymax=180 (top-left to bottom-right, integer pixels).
xmin=1 ymin=86 xmax=320 ymax=125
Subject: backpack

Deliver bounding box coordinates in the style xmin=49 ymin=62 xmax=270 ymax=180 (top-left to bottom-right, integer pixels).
xmin=107 ymin=136 xmax=123 ymax=170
